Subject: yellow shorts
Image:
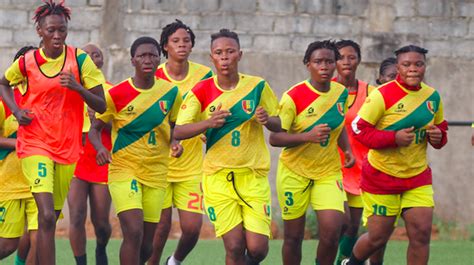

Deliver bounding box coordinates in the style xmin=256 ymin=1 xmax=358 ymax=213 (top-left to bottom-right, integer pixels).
xmin=277 ymin=163 xmax=345 ymax=220
xmin=163 ymin=177 xmax=204 ymax=214
xmin=0 ymin=198 xmax=38 ymax=238
xmin=21 ymin=155 xmax=76 ymax=210
xmin=109 ymin=179 xmax=166 ymax=223
xmin=203 ymin=168 xmax=271 ymax=238
xmin=361 ymin=185 xmax=434 ymax=226
xmin=347 ymin=193 xmax=363 ymax=208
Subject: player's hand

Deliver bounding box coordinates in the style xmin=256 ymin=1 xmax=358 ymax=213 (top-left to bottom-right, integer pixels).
xmin=171 ymin=142 xmax=184 ymax=158
xmin=13 ymin=109 xmax=34 ymax=125
xmin=426 ymin=125 xmax=442 ymax=145
xmin=255 ymin=106 xmax=268 ymax=125
xmin=343 ymin=150 xmax=356 ymax=168
xmin=200 ymin=134 xmax=207 ymax=143
xmin=305 ymin=124 xmax=331 ymax=143
xmin=206 ymin=103 xmax=231 ymax=129
xmin=96 ymin=147 xmax=112 ymax=165
xmin=59 ymin=67 xmax=82 ymax=91
xmin=395 ymin=126 xmax=415 ymax=147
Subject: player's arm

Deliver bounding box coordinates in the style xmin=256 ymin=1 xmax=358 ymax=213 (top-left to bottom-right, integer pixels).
xmin=269 ymin=124 xmax=331 ymax=147
xmin=337 ymin=127 xmax=355 ymax=168
xmin=174 ymin=104 xmax=230 ymax=140
xmin=59 ymin=71 xmax=106 ymax=114
xmin=257 ymin=82 xmax=281 ymax=132
xmin=0 ymin=106 xmax=15 ymax=149
xmin=0 ymin=76 xmax=33 ymax=125
xmin=426 ymin=97 xmax=448 ymax=149
xmin=170 ymin=122 xmax=183 ymax=158
xmin=89 ymin=118 xmax=111 ymax=165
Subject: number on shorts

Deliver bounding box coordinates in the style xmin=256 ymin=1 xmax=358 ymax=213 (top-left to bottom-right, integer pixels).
xmin=284 ymin=191 xmax=294 ymax=206
xmin=231 ymin=130 xmax=241 ymax=147
xmin=38 ymin=162 xmax=47 ymax=177
xmin=320 ymin=134 xmax=330 ymax=147
xmin=131 ymin=180 xmax=138 ymax=193
xmin=187 ymin=192 xmax=203 ymax=210
xmin=0 ymin=207 xmax=5 ymax=223
xmin=148 ymin=131 xmax=157 ymax=145
xmin=207 ymin=207 xmax=217 ymax=221
xmin=372 ymin=204 xmax=387 ymax=216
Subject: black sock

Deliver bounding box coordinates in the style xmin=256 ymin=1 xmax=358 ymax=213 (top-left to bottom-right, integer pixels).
xmin=245 ymin=254 xmax=260 ymax=265
xmin=370 ymin=261 xmax=383 ymax=265
xmin=96 ymin=245 xmax=108 ymax=265
xmin=74 ymin=254 xmax=87 ymax=265
xmin=347 ymin=253 xmax=365 ymax=265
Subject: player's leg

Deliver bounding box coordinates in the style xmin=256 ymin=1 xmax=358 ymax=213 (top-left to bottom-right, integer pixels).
xmin=316 ymin=210 xmax=344 ymax=265
xmin=222 ymin=224 xmax=246 ymax=265
xmin=147 ymin=208 xmax=171 ymax=265
xmin=337 ymin=194 xmax=363 ymax=265
xmin=401 ymin=185 xmax=434 ymax=265
xmin=0 ymin=199 xmax=24 ymax=260
xmin=281 ymin=217 xmax=305 ymax=265
xmin=25 ymin=197 xmax=38 ymax=265
xmin=0 ymin=237 xmax=19 ymax=259
xmin=67 ymin=177 xmax=89 ymax=264
xmin=368 ymin=245 xmax=386 ymax=265
xmin=109 ymin=179 xmax=144 ymax=265
xmin=118 ymin=209 xmax=144 ymax=265
xmin=276 ymin=163 xmax=311 ymax=265
xmin=89 ymin=183 xmax=112 ymax=265
xmin=15 ymin=231 xmax=30 ymax=264
xmin=141 ymin=184 xmax=166 ymax=264
xmin=170 ymin=179 xmax=203 ymax=263
xmin=148 ymin=183 xmax=172 ymax=265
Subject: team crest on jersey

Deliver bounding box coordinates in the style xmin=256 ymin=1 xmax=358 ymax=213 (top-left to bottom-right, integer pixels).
xmin=159 ymin=100 xmax=170 ymax=114
xmin=426 ymin=101 xmax=436 ymax=114
xmin=242 ymin=100 xmax=255 ymax=114
xmin=336 ymin=102 xmax=345 ymax=116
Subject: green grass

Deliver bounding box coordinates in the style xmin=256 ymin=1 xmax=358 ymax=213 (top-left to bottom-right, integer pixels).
xmin=3 ymin=239 xmax=473 ymax=264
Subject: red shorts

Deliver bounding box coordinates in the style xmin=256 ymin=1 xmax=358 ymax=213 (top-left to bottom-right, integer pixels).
xmin=74 ymin=130 xmax=112 ymax=183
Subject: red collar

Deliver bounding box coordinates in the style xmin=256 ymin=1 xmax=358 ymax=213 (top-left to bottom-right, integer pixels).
xmin=396 ymin=75 xmax=422 ymax=91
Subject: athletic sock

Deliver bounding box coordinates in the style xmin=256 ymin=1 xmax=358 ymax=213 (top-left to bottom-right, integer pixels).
xmin=167 ymin=254 xmax=182 ymax=265
xmin=74 ymin=254 xmax=87 ymax=265
xmin=245 ymin=253 xmax=260 ymax=265
xmin=14 ymin=255 xmax=26 ymax=265
xmin=336 ymin=235 xmax=358 ymax=265
xmin=346 ymin=253 xmax=365 ymax=265
xmin=369 ymin=261 xmax=383 ymax=265
xmin=95 ymin=244 xmax=108 ymax=265
xmin=315 ymin=258 xmax=320 ymax=265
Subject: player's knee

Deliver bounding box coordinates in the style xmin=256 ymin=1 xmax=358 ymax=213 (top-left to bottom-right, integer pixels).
xmin=0 ymin=241 xmax=18 ymax=259
xmin=225 ymin=241 xmax=246 ymax=260
xmin=155 ymin=221 xmax=171 ymax=237
xmin=247 ymin=244 xmax=268 ymax=262
xmin=410 ymin=223 xmax=432 ymax=246
xmin=39 ymin=210 xmax=57 ymax=230
xmin=181 ymin=222 xmax=201 ymax=238
xmin=284 ymin=231 xmax=304 ymax=247
xmin=94 ymin=222 xmax=112 ymax=239
xmin=367 ymin=232 xmax=390 ymax=249
xmin=319 ymin=230 xmax=340 ymax=249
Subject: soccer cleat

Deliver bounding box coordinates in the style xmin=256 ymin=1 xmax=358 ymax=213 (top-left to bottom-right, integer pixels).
xmin=341 ymin=258 xmax=350 ymax=265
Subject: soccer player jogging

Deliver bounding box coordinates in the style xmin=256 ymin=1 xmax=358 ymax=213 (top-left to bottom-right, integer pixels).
xmin=0 ymin=1 xmax=106 ymax=264
xmin=149 ymin=20 xmax=212 ymax=265
xmin=67 ymin=43 xmax=113 ymax=265
xmin=343 ymin=45 xmax=448 ymax=265
xmin=269 ymin=40 xmax=355 ymax=265
xmin=0 ymin=46 xmax=38 ymax=265
xmin=89 ymin=36 xmax=183 ymax=265
xmin=332 ymin=40 xmax=376 ymax=265
xmin=375 ymin=57 xmax=397 ymax=86
xmin=174 ymin=29 xmax=280 ymax=265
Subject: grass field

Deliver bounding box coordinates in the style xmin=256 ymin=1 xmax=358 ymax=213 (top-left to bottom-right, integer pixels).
xmin=3 ymin=239 xmax=473 ymax=264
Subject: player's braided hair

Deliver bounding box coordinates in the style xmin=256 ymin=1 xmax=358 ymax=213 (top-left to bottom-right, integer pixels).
xmin=210 ymin=29 xmax=240 ymax=48
xmin=394 ymin=45 xmax=428 ymax=60
xmin=13 ymin=46 xmax=37 ymax=62
xmin=303 ymin=40 xmax=340 ymax=64
xmin=376 ymin=57 xmax=397 ymax=85
xmin=335 ymin=39 xmax=361 ymax=62
xmin=33 ymin=0 xmax=71 ymax=25
xmin=160 ymin=19 xmax=195 ymax=59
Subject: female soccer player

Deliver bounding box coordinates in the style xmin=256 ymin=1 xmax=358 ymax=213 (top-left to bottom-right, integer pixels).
xmin=270 ymin=40 xmax=355 ymax=265
xmin=344 ymin=45 xmax=448 ymax=265
xmin=174 ymin=29 xmax=280 ymax=265
xmin=0 ymin=2 xmax=106 ymax=264
xmin=376 ymin=57 xmax=397 ymax=85
xmin=332 ymin=39 xmax=375 ymax=265
xmin=67 ymin=43 xmax=113 ymax=265
xmin=149 ymin=19 xmax=212 ymax=265
xmin=0 ymin=46 xmax=38 ymax=265
xmin=89 ymin=36 xmax=183 ymax=265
